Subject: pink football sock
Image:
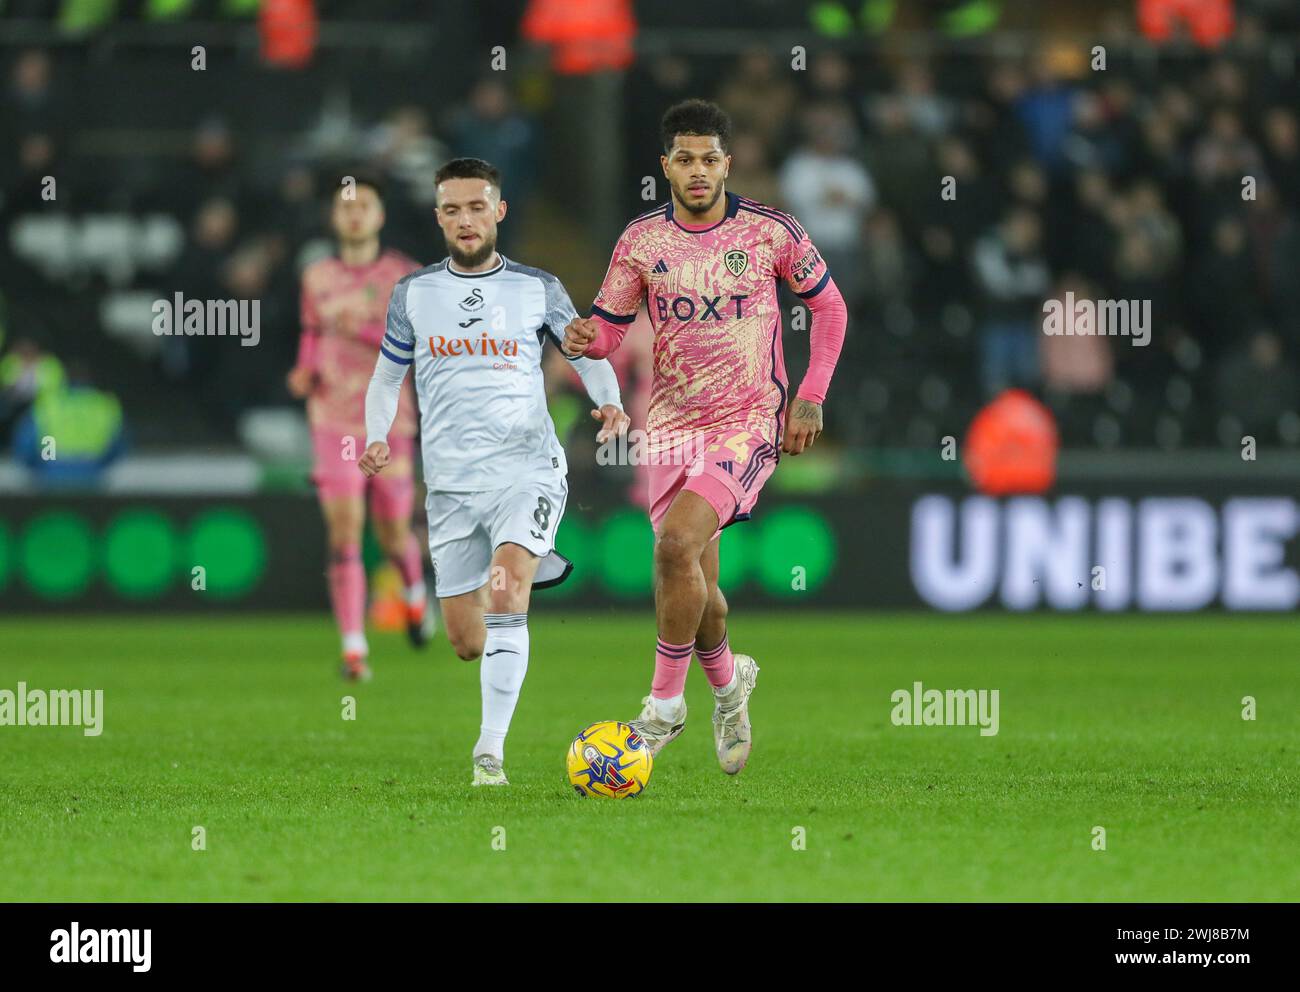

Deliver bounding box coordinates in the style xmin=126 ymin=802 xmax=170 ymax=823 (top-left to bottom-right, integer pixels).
xmin=327 ymin=544 xmax=366 ymax=646
xmin=651 ymin=637 xmax=694 ymax=700
xmin=696 ymin=632 xmax=735 ymax=688
xmin=389 ymin=532 xmax=424 ymax=592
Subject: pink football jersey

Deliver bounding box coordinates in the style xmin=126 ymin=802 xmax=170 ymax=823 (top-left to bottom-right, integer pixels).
xmin=298 ymin=249 xmax=420 ymax=438
xmin=592 ymin=192 xmax=829 ymax=452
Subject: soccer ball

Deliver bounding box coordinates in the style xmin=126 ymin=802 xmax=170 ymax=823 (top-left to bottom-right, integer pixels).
xmin=566 ymin=721 xmax=653 ymax=798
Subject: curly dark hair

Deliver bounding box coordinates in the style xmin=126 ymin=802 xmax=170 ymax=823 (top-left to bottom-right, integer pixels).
xmin=660 ymin=99 xmax=733 ymax=155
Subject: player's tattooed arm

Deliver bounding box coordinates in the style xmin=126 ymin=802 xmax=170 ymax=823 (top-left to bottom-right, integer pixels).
xmin=783 ymin=398 xmax=823 ymax=456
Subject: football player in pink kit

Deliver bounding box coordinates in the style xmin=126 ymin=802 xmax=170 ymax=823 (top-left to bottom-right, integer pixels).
xmin=563 ymin=100 xmax=848 ymax=773
xmin=287 ymin=176 xmax=428 ymax=681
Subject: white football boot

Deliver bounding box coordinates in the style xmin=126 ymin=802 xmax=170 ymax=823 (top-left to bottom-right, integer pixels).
xmin=628 ymin=696 xmax=687 ymax=756
xmin=712 ymin=654 xmax=759 ymax=775
xmin=471 ymin=754 xmax=508 ymax=786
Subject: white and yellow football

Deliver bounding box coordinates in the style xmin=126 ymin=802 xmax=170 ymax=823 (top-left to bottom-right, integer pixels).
xmin=566 ymin=721 xmax=653 ymax=798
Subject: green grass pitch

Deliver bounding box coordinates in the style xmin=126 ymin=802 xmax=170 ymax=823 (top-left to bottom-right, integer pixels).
xmin=1 ymin=612 xmax=1296 ymax=902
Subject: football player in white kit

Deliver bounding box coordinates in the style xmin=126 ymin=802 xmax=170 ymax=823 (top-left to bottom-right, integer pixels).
xmin=360 ymin=158 xmax=628 ymax=786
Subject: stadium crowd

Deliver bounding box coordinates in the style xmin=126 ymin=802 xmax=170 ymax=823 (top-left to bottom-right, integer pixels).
xmin=2 ymin=4 xmax=1299 ymax=462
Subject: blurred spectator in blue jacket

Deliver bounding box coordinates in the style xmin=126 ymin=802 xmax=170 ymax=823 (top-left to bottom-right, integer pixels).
xmin=447 ymin=79 xmax=538 ymax=254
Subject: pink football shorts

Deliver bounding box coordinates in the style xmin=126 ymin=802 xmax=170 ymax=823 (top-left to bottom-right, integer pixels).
xmin=647 ymin=429 xmax=779 ymax=537
xmin=311 ymin=427 xmax=415 ymax=521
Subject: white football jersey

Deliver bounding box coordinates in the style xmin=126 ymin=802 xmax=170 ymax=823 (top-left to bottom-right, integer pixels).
xmin=373 ymin=254 xmax=619 ymax=492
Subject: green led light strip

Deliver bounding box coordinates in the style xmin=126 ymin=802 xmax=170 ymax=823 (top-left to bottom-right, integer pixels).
xmin=11 ymin=507 xmax=267 ymax=601
xmin=3 ymin=503 xmax=835 ymax=602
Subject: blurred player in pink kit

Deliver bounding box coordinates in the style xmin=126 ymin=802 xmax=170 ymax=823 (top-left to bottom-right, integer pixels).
xmin=563 ymin=100 xmax=848 ymax=774
xmin=287 ymin=176 xmax=428 ymax=681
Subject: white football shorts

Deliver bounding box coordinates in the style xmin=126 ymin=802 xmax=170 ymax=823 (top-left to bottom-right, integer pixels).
xmin=424 ymin=470 xmax=572 ymax=598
